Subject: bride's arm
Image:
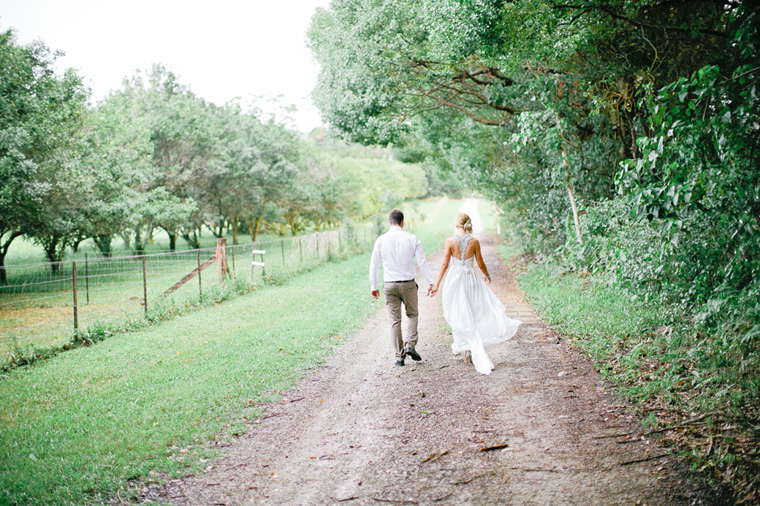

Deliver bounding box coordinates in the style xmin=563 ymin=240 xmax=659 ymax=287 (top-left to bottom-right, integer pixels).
xmin=473 ymin=239 xmax=491 ymax=284
xmin=431 ymin=239 xmax=453 ymax=296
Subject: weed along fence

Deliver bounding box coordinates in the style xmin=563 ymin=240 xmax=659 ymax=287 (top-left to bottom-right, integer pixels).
xmin=0 ymin=227 xmax=373 ymax=361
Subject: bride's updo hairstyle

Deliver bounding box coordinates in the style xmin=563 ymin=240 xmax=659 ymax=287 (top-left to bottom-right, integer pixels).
xmin=455 ymin=213 xmax=473 ymax=233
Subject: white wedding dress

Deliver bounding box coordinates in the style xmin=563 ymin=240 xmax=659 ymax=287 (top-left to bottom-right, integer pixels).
xmin=442 ymin=234 xmax=522 ymax=374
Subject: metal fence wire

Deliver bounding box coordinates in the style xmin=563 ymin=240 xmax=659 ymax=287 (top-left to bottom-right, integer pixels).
xmin=0 ymin=227 xmax=374 ymax=358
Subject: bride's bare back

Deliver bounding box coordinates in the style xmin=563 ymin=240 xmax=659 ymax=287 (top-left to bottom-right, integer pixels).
xmin=431 ymin=235 xmax=492 ymax=297
xmin=449 ymin=236 xmax=477 ymax=261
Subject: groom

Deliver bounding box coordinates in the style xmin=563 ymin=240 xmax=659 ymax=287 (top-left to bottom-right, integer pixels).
xmin=369 ymin=209 xmax=435 ymax=366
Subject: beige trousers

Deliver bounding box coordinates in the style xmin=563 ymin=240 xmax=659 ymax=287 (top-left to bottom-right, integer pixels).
xmin=383 ymin=281 xmax=419 ymax=359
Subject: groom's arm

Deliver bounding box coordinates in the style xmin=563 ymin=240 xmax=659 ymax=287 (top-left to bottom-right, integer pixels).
xmin=413 ymin=237 xmax=434 ymax=289
xmin=369 ymin=237 xmax=382 ymax=298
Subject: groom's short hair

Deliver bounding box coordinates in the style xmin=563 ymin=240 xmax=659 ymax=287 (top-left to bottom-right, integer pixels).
xmin=388 ymin=209 xmax=404 ymax=226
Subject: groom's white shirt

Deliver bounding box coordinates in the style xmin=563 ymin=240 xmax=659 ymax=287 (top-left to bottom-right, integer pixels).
xmin=369 ymin=225 xmax=433 ymax=290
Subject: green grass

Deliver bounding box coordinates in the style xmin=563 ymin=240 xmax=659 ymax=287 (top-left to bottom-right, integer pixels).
xmin=512 ymin=258 xmax=747 ymax=415
xmin=515 ymin=260 xmax=666 ymax=382
xmin=0 ymin=255 xmax=377 ymax=505
xmin=0 ymin=197 xmax=465 ymax=505
xmin=1 ymin=228 xmax=374 ymax=357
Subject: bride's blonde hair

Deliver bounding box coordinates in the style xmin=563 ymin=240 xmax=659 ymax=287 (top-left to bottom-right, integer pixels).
xmin=455 ymin=213 xmax=473 ymax=233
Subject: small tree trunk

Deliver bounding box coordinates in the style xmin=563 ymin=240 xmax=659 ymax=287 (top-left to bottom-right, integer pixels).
xmin=561 ymin=145 xmax=583 ymax=244
xmin=249 ymin=214 xmax=262 ymax=242
xmin=41 ymin=234 xmax=67 ymax=274
xmin=232 ymin=215 xmax=239 ymax=245
xmin=120 ymin=231 xmax=131 ymax=250
xmin=93 ymin=234 xmax=113 ymax=257
xmin=181 ymin=230 xmax=200 ymax=250
xmin=0 ymin=231 xmax=23 ymax=284
xmin=134 ymin=229 xmax=142 ymax=256
xmin=72 ymin=236 xmax=83 ymax=253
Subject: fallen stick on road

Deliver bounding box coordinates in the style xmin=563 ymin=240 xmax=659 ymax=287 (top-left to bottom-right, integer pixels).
xmin=421 ymin=450 xmax=449 ymax=463
xmin=479 ymin=443 xmax=508 ymax=452
xmin=619 ymin=453 xmax=670 ymax=466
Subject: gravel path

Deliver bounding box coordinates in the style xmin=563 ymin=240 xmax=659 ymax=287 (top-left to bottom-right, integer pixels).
xmin=144 ymin=200 xmax=705 ymax=506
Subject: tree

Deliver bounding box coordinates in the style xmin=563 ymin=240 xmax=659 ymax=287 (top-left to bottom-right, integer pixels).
xmin=75 ymin=92 xmax=154 ymax=256
xmin=234 ymin=115 xmax=301 ymax=241
xmin=0 ymin=29 xmax=88 ymax=278
xmin=109 ymin=66 xmax=215 ymax=251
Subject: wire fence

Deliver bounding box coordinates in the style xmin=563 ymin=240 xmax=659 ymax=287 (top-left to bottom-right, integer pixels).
xmin=0 ymin=226 xmax=376 ymax=359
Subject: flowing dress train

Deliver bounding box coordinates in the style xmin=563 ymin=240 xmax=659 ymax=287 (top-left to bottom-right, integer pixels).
xmin=441 ymin=234 xmax=522 ymax=374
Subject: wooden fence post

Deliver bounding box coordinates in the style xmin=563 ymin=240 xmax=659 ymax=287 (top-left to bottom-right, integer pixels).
xmin=197 ymin=250 xmax=202 ymax=297
xmin=251 ymin=246 xmax=266 ymax=280
xmin=142 ymin=256 xmax=148 ymax=317
xmin=72 ymin=261 xmax=78 ymax=330
xmin=84 ymin=253 xmax=90 ymax=305
xmin=216 ymin=238 xmax=228 ymax=285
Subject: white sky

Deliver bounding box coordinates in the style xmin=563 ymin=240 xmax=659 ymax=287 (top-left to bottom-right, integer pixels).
xmin=0 ymin=0 xmax=330 ymax=133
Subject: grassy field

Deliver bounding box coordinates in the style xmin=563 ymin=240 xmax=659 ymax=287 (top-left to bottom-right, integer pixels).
xmin=0 ymin=228 xmax=372 ymax=357
xmin=0 ymin=197 xmax=465 ymax=505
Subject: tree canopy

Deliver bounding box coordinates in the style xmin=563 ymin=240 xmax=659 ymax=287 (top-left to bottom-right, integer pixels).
xmin=0 ymin=29 xmax=437 ymax=276
xmin=308 ymin=0 xmax=759 ymax=302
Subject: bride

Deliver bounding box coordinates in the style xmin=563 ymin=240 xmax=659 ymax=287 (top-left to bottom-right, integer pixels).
xmin=430 ymin=213 xmax=521 ymax=374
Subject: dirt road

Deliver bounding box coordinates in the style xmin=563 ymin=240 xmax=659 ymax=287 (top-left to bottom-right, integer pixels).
xmin=145 ymin=201 xmax=705 ymax=505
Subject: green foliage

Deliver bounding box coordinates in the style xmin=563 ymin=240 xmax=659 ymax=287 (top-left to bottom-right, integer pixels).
xmin=1 ymin=49 xmax=431 ymax=268
xmin=0 ymin=29 xmax=88 ymax=277
xmin=615 ymin=61 xmax=760 ymax=304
